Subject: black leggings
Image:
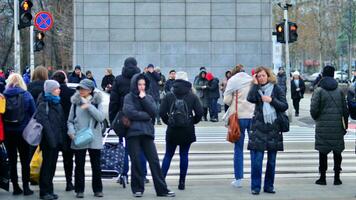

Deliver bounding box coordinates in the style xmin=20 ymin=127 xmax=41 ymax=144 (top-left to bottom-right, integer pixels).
xmin=319 ymin=151 xmax=342 ymax=173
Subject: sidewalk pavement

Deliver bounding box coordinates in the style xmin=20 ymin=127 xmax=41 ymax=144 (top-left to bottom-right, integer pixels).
xmin=1 ymin=178 xmax=355 ymax=200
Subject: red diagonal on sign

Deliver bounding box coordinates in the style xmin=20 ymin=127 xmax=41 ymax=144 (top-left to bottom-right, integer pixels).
xmin=38 ymin=14 xmax=50 ymax=27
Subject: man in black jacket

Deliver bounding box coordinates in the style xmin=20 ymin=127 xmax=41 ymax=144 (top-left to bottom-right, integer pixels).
xmin=206 ymin=72 xmax=220 ymax=122
xmin=145 ymin=64 xmax=161 ymax=125
xmin=68 ymin=65 xmax=85 ymax=83
xmin=164 ymin=70 xmax=176 ymax=93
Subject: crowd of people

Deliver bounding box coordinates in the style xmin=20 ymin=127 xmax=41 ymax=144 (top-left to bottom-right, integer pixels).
xmin=0 ymin=57 xmax=355 ymax=199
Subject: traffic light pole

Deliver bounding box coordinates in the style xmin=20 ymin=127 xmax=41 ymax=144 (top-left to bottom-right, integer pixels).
xmin=283 ymin=4 xmax=293 ymax=121
xmin=14 ymin=0 xmax=21 ymax=73
xmin=30 ymin=25 xmax=34 ymax=73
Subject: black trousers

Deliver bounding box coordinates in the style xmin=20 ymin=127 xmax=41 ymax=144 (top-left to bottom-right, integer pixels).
xmin=224 ymin=104 xmax=229 ymax=112
xmin=292 ymin=98 xmax=301 ymax=114
xmin=127 ymin=136 xmax=169 ymax=195
xmin=62 ymin=149 xmax=74 ymax=184
xmin=4 ymin=131 xmax=30 ymax=185
xmin=203 ymin=107 xmax=208 ymax=119
xmin=39 ymin=147 xmax=59 ymax=196
xmin=74 ymin=149 xmax=102 ymax=193
xmin=319 ymin=151 xmax=342 ymax=173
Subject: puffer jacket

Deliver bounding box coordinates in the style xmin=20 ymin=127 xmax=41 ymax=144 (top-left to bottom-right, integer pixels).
xmin=247 ymin=84 xmax=288 ymax=151
xmin=160 ymin=79 xmax=203 ymax=145
xmin=193 ymin=71 xmax=209 ymax=99
xmin=67 ymin=91 xmax=105 ymax=150
xmin=145 ymin=71 xmax=161 ymax=102
xmin=310 ymin=77 xmax=348 ymax=154
xmin=28 ymin=80 xmax=45 ymax=104
xmin=123 ymin=73 xmax=157 ymax=140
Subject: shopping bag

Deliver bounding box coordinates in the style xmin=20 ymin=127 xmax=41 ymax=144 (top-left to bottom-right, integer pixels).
xmin=0 ymin=143 xmax=10 ymax=191
xmin=101 ymin=132 xmax=125 ymax=178
xmin=30 ymin=146 xmax=42 ymax=184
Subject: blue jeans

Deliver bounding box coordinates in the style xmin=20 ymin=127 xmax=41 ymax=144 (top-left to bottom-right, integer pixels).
xmin=208 ymin=98 xmax=218 ymax=119
xmin=122 ymin=138 xmax=147 ymax=177
xmin=161 ymin=143 xmax=191 ymax=180
xmin=234 ymin=119 xmax=251 ymax=180
xmin=250 ymin=150 xmax=277 ymax=192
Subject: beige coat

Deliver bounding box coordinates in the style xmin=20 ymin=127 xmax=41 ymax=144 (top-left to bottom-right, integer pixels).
xmin=223 ymin=85 xmax=254 ymax=120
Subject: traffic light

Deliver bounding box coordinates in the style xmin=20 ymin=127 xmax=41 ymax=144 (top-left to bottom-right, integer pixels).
xmin=19 ymin=0 xmax=33 ymax=29
xmin=34 ymin=31 xmax=45 ymax=52
xmin=288 ymin=22 xmax=298 ymax=43
xmin=276 ymin=22 xmax=285 ymax=43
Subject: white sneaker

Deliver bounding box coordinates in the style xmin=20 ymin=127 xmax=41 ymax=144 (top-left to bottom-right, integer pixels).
xmin=231 ymin=179 xmax=243 ymax=188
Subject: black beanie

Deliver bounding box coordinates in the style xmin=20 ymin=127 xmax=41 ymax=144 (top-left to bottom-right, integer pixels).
xmin=124 ymin=57 xmax=137 ymax=68
xmin=322 ymin=65 xmax=335 ymax=77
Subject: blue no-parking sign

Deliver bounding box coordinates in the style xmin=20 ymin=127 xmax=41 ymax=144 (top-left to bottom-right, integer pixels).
xmin=34 ymin=11 xmax=54 ymax=32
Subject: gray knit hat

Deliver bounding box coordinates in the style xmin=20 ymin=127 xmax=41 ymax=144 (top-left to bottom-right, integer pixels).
xmin=76 ymin=79 xmax=95 ymax=91
xmin=44 ymin=80 xmax=60 ymax=93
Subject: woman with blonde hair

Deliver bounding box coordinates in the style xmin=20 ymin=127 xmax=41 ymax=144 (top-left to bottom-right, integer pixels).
xmin=247 ymin=66 xmax=288 ymax=195
xmin=101 ymin=68 xmax=115 ymax=93
xmin=3 ymin=73 xmax=36 ymax=196
xmin=28 ymin=65 xmax=49 ymax=104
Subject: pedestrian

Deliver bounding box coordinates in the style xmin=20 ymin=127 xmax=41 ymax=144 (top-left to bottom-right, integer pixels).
xmin=23 ymin=67 xmax=31 ymax=85
xmin=0 ymin=69 xmax=5 ymax=78
xmin=160 ymin=71 xmax=203 ymax=190
xmin=310 ymin=65 xmax=348 ymax=186
xmin=155 ymin=67 xmax=166 ymax=98
xmin=247 ymin=66 xmax=288 ymax=195
xmin=291 ymin=71 xmax=305 ymax=117
xmin=145 ymin=64 xmax=162 ymax=125
xmin=164 ymin=70 xmax=176 ymax=93
xmin=206 ymin=72 xmax=220 ymax=122
xmin=28 ymin=65 xmax=49 ymax=104
xmin=86 ymin=70 xmax=97 ymax=88
xmin=52 ymin=71 xmax=76 ymax=192
xmin=277 ymin=67 xmax=287 ymax=95
xmin=193 ymin=69 xmax=209 ymax=121
xmin=223 ymin=69 xmax=254 ymax=188
xmin=68 ymin=65 xmax=85 ymax=83
xmin=220 ymin=70 xmax=232 ymax=112
xmin=123 ymin=73 xmax=175 ymax=197
xmin=101 ymin=68 xmax=115 ymax=93
xmin=194 ymin=67 xmax=206 ymax=84
xmin=36 ymin=80 xmax=66 ymax=200
xmin=3 ymin=73 xmax=36 ymax=196
xmin=109 ymin=57 xmax=148 ymax=184
xmin=67 ymin=79 xmax=105 ymax=198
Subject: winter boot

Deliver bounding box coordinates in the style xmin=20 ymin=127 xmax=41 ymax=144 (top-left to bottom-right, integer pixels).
xmin=23 ymin=182 xmax=34 ymax=196
xmin=12 ymin=183 xmax=23 ymax=195
xmin=315 ymin=172 xmax=326 ymax=185
xmin=334 ymin=171 xmax=342 ymax=185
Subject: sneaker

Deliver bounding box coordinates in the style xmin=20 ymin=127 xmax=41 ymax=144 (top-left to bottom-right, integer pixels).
xmin=158 ymin=191 xmax=175 ymax=197
xmin=251 ymin=190 xmax=260 ymax=195
xmin=94 ymin=192 xmax=104 ymax=197
xmin=133 ymin=192 xmax=143 ymax=198
xmin=65 ymin=182 xmax=74 ymax=191
xmin=231 ymin=179 xmax=242 ymax=188
xmin=76 ymin=193 xmax=84 ymax=198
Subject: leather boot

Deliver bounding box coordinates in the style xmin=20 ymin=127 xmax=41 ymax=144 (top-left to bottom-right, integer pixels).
xmin=334 ymin=171 xmax=342 ymax=185
xmin=315 ymin=172 xmax=326 ymax=185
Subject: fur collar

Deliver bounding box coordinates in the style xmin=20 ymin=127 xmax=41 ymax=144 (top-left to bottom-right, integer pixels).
xmin=71 ymin=91 xmax=102 ymax=105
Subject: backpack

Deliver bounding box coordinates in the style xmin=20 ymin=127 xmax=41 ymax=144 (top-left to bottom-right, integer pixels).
xmin=168 ymin=93 xmax=191 ymax=128
xmin=3 ymin=93 xmax=25 ymax=124
xmin=348 ymin=87 xmax=356 ymax=120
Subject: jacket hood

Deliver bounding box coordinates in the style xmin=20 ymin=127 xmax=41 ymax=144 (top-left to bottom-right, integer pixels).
xmin=4 ymin=86 xmax=26 ymax=96
xmin=206 ymin=73 xmax=214 ymax=81
xmin=70 ymin=91 xmax=103 ymax=105
xmin=199 ymin=70 xmax=207 ymax=77
xmin=130 ymin=73 xmax=150 ymax=95
xmin=319 ymin=77 xmax=338 ymax=91
xmin=172 ymin=80 xmax=192 ymax=95
xmin=122 ymin=65 xmax=140 ymax=79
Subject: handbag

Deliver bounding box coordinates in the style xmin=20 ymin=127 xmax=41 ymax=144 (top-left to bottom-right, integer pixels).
xmin=277 ymin=112 xmax=290 ymax=132
xmin=110 ymin=111 xmax=130 ymax=138
xmin=0 ymin=94 xmax=5 ymax=114
xmin=0 ymin=143 xmax=10 ymax=191
xmin=73 ymin=120 xmax=94 ymax=147
xmin=226 ymin=92 xmax=241 ymax=143
xmin=30 ymin=146 xmax=42 ymax=184
xmin=101 ymin=132 xmax=125 ymax=179
xmin=23 ymin=103 xmax=48 ymax=146
xmin=326 ymin=91 xmax=347 ymax=131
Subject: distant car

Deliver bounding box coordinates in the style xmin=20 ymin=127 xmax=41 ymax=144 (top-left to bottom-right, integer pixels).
xmin=334 ymin=71 xmax=349 ymax=83
xmin=305 ymin=73 xmax=320 ymax=82
xmin=67 ymin=83 xmax=110 ymax=134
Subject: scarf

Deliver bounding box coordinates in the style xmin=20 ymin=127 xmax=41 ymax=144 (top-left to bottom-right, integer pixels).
xmin=258 ymin=83 xmax=277 ymax=124
xmin=44 ymin=93 xmax=61 ymax=104
xmin=224 ymin=72 xmax=252 ymax=96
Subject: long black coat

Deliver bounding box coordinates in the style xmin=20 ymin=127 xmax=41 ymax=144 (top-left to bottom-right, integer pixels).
xmin=291 ymin=79 xmax=305 ymax=99
xmin=145 ymin=71 xmax=161 ymax=102
xmin=247 ymin=84 xmax=288 ymax=151
xmin=109 ymin=64 xmax=140 ymax=122
xmin=101 ymin=74 xmax=115 ymax=91
xmin=310 ymin=77 xmax=348 ymax=154
xmin=160 ymin=80 xmax=203 ymax=145
xmin=28 ymin=80 xmax=45 ymax=104
xmin=36 ymin=96 xmax=66 ymax=149
xmin=123 ymin=73 xmax=157 ymax=140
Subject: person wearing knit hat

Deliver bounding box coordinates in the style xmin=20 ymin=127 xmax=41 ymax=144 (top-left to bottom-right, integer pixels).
xmin=310 ymin=64 xmax=348 ymax=186
xmin=36 ymin=79 xmax=66 ymax=199
xmin=291 ymin=71 xmax=305 ymax=117
xmin=68 ymin=65 xmax=85 ymax=84
xmin=206 ymin=72 xmax=220 ymax=122
xmin=193 ymin=69 xmax=209 ymax=121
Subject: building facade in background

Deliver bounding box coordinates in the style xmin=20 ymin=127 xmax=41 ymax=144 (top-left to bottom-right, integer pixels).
xmin=73 ymin=0 xmax=273 ymax=82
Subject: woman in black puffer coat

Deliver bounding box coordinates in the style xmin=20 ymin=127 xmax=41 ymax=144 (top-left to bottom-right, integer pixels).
xmin=310 ymin=65 xmax=348 ymax=186
xmin=123 ymin=73 xmax=175 ymax=198
xmin=247 ymin=66 xmax=288 ymax=195
xmin=160 ymin=71 xmax=203 ymax=190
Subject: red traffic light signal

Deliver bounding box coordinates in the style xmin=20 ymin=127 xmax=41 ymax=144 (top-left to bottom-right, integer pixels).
xmin=288 ymin=22 xmax=298 ymax=43
xmin=19 ymin=0 xmax=33 ymax=29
